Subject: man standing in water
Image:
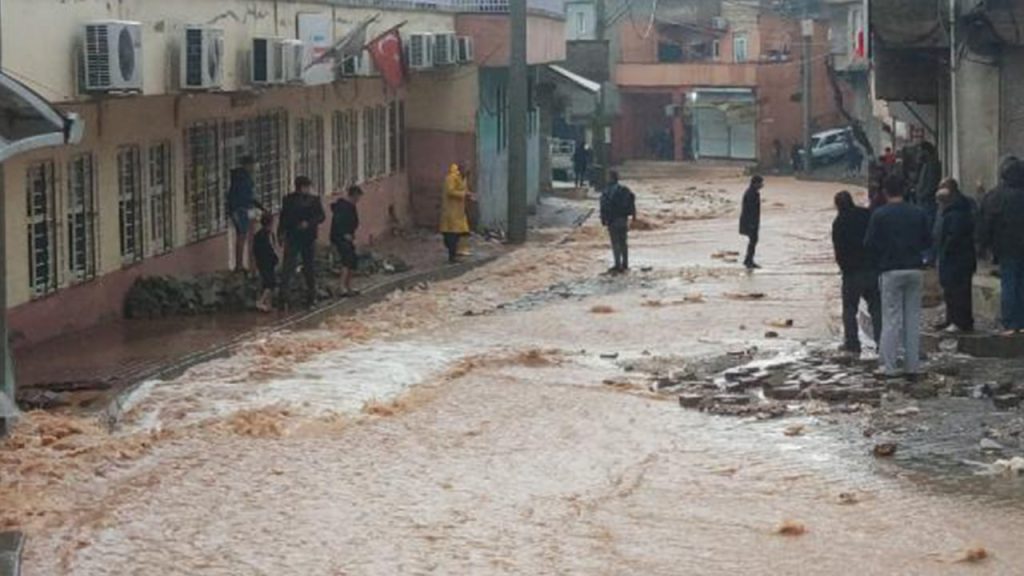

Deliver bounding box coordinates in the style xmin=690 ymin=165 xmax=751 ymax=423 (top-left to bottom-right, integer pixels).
xmin=600 ymin=170 xmax=636 ymax=274
xmin=331 ymin=185 xmax=364 ymax=298
xmin=279 ymin=176 xmax=326 ymax=308
xmin=739 ymin=175 xmax=764 ymax=270
xmin=832 ymin=190 xmax=882 ymax=353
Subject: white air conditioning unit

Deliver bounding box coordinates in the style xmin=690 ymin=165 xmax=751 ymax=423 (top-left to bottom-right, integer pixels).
xmin=358 ymin=50 xmax=378 ymax=76
xmin=281 ymin=39 xmax=306 ymax=83
xmin=457 ymin=36 xmax=475 ymax=63
xmin=433 ymin=33 xmax=457 ymax=66
xmin=406 ymin=33 xmax=434 ymax=70
xmin=81 ymin=21 xmax=143 ymax=92
xmin=180 ymin=25 xmax=224 ymax=90
xmin=711 ymin=17 xmax=729 ymax=31
xmin=251 ymin=37 xmax=285 ymax=85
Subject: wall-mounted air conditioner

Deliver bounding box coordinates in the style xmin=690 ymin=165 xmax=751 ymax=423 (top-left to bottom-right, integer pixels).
xmin=180 ymin=25 xmax=224 ymax=90
xmin=433 ymin=33 xmax=457 ymax=66
xmin=711 ymin=17 xmax=729 ymax=31
xmin=406 ymin=33 xmax=434 ymax=70
xmin=251 ymin=37 xmax=284 ymax=85
xmin=358 ymin=51 xmax=378 ymax=76
xmin=281 ymin=40 xmax=306 ymax=83
xmin=457 ymin=36 xmax=475 ymax=63
xmin=81 ymin=21 xmax=143 ymax=93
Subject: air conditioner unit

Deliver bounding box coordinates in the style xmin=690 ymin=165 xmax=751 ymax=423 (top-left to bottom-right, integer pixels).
xmin=180 ymin=25 xmax=224 ymax=90
xmin=251 ymin=37 xmax=284 ymax=85
xmin=358 ymin=50 xmax=378 ymax=76
xmin=406 ymin=33 xmax=434 ymax=70
xmin=281 ymin=39 xmax=306 ymax=83
xmin=711 ymin=17 xmax=729 ymax=31
xmin=434 ymin=33 xmax=457 ymax=66
xmin=457 ymin=36 xmax=475 ymax=63
xmin=81 ymin=21 xmax=143 ymax=92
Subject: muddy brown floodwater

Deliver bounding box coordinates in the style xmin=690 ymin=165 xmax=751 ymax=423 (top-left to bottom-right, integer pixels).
xmin=5 ymin=164 xmax=1024 ymax=575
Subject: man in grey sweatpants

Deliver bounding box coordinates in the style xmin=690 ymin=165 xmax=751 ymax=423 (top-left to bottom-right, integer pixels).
xmin=865 ymin=177 xmax=932 ymax=377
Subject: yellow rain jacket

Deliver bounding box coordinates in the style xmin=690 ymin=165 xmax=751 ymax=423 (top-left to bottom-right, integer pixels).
xmin=440 ymin=164 xmax=470 ymax=234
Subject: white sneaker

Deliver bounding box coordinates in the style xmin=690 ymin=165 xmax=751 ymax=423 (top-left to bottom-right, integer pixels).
xmin=944 ymin=325 xmax=961 ymax=334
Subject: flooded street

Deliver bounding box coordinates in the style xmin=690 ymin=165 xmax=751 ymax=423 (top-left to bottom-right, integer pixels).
xmin=5 ymin=165 xmax=1024 ymax=574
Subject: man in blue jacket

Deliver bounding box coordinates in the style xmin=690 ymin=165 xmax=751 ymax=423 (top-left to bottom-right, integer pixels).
xmin=865 ymin=176 xmax=932 ymax=378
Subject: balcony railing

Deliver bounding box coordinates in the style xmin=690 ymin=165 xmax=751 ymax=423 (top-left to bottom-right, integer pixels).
xmin=329 ymin=0 xmax=565 ymax=18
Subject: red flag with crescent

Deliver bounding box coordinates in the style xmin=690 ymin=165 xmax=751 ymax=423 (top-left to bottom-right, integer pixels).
xmin=369 ymin=29 xmax=406 ymax=89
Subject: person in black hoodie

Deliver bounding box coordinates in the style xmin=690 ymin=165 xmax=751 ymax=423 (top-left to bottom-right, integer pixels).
xmin=278 ymin=176 xmax=326 ymax=307
xmin=934 ymin=178 xmax=976 ymax=333
xmin=331 ymin=185 xmax=364 ymax=297
xmin=832 ymin=191 xmax=882 ymax=353
xmin=739 ymin=175 xmax=764 ymax=269
xmin=226 ymin=156 xmax=265 ymax=272
xmin=979 ymin=156 xmax=1024 ymax=334
xmin=599 ymin=170 xmax=636 ymax=274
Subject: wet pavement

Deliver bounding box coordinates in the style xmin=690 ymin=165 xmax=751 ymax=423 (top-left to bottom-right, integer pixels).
xmin=4 ymin=163 xmax=1024 ymax=575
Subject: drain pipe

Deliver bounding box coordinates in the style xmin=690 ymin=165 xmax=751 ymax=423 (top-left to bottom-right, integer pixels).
xmin=949 ymin=0 xmax=960 ymax=180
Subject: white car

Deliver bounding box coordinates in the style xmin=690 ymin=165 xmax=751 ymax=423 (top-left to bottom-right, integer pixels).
xmin=801 ymin=128 xmax=853 ymax=165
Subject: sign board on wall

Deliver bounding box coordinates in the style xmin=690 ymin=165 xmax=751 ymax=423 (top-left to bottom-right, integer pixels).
xmin=298 ymin=13 xmax=333 ymax=85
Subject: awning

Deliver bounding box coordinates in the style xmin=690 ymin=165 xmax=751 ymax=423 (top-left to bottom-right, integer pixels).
xmin=547 ymin=64 xmax=600 ymax=94
xmin=0 ymin=71 xmax=83 ymax=163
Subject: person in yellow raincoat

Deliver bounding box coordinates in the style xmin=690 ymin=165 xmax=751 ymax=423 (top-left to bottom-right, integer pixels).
xmin=441 ymin=164 xmax=473 ymax=263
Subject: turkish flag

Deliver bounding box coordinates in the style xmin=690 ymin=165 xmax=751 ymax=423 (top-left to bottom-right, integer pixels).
xmin=369 ymin=29 xmax=405 ymax=90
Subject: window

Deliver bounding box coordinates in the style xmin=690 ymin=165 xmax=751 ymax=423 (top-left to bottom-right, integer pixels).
xmin=118 ymin=146 xmax=144 ymax=264
xmin=362 ymin=106 xmax=374 ymax=181
xmin=147 ymin=142 xmax=173 ymax=255
xmin=184 ymin=121 xmax=224 ymax=241
xmin=712 ymin=40 xmax=721 ymax=60
xmin=333 ymin=109 xmax=358 ymax=189
xmin=733 ymin=34 xmax=748 ymax=63
xmin=398 ymin=101 xmax=406 ymax=170
xmin=26 ymin=161 xmax=57 ymax=296
xmin=376 ymin=104 xmax=387 ymax=177
xmin=66 ymin=154 xmax=97 ymax=282
xmin=388 ymin=101 xmax=399 ymax=173
xmin=361 ymin=105 xmax=389 ymax=180
xmin=496 ymin=83 xmax=507 ymax=151
xmin=248 ymin=111 xmax=288 ymax=209
xmin=575 ymin=11 xmax=587 ymax=38
xmin=657 ymin=42 xmax=684 ymax=63
xmin=294 ymin=115 xmax=325 ymax=195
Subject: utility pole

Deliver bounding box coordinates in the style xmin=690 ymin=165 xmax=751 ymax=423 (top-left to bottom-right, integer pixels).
xmin=948 ymin=0 xmax=960 ymax=180
xmin=801 ymin=3 xmax=813 ymax=174
xmin=595 ymin=0 xmax=608 ymax=190
xmin=507 ymin=0 xmax=529 ymax=244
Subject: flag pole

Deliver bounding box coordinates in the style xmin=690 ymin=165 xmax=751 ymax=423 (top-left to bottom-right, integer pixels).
xmin=364 ymin=21 xmax=407 ymax=49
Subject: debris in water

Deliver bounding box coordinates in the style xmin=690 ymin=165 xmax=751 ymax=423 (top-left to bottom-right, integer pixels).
xmin=725 ymin=292 xmax=766 ymax=301
xmin=590 ymin=305 xmax=616 ymax=314
xmin=956 ymin=546 xmax=989 ymax=563
xmin=642 ymin=299 xmax=664 ymax=308
xmin=766 ymin=319 xmax=795 ymax=329
xmin=873 ymin=442 xmax=898 ymax=458
xmin=683 ymin=293 xmax=705 ymax=303
xmin=226 ymin=407 xmax=290 ymax=438
xmin=600 ymin=352 xmax=620 ymax=360
xmin=992 ymin=456 xmax=1024 ymax=476
xmin=783 ymin=424 xmax=805 ymax=437
xmin=765 ymin=331 xmax=780 ymax=339
xmin=892 ymin=406 xmax=921 ymax=417
xmin=837 ymin=492 xmax=859 ymax=505
xmin=775 ymin=520 xmax=807 ymax=536
xmin=711 ymin=250 xmax=741 ymax=260
xmin=630 ymin=218 xmax=659 ymax=231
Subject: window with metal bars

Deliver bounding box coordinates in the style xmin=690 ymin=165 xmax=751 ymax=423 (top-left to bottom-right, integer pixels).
xmin=66 ymin=154 xmax=97 ymax=283
xmin=184 ymin=121 xmax=224 ymax=241
xmin=398 ymin=100 xmax=406 ymax=170
xmin=363 ymin=106 xmax=374 ymax=181
xmin=388 ymin=102 xmax=399 ymax=174
xmin=294 ymin=115 xmax=325 ymax=195
xmin=332 ymin=109 xmax=358 ymax=190
xmin=147 ymin=141 xmax=174 ymax=255
xmin=26 ymin=161 xmax=58 ymax=297
xmin=118 ymin=146 xmax=144 ymax=264
xmin=247 ymin=111 xmax=288 ymax=209
xmin=376 ymin=105 xmax=387 ymax=177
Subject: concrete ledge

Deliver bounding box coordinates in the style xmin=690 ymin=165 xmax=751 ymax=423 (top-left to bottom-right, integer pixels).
xmin=101 ymin=255 xmax=500 ymax=429
xmin=0 ymin=532 xmax=24 ymax=576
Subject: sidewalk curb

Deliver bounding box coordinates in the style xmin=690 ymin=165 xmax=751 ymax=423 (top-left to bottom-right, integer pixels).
xmin=101 ymin=254 xmax=500 ymax=429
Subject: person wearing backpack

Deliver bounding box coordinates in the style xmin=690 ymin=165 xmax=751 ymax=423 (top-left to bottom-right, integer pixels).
xmin=331 ymin=185 xmax=364 ymax=298
xmin=600 ymin=170 xmax=637 ymax=274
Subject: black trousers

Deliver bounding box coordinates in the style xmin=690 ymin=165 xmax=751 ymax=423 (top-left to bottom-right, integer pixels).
xmin=443 ymin=232 xmax=464 ymax=262
xmin=281 ymin=237 xmax=316 ymax=304
xmin=574 ymin=164 xmax=588 ymax=187
xmin=744 ymin=233 xmax=758 ymax=266
xmin=841 ymin=270 xmax=882 ymax=350
xmin=608 ymin=221 xmax=629 ymax=270
xmin=943 ymin=276 xmax=974 ymax=331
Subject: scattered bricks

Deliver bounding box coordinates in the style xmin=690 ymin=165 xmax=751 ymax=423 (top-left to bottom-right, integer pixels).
xmin=712 ymin=394 xmax=752 ymax=406
xmin=873 ymin=442 xmax=898 ymax=457
xmin=678 ymin=393 xmax=704 ymax=408
xmin=993 ymin=394 xmax=1021 ymax=411
xmin=810 ymin=386 xmax=849 ymax=403
xmin=908 ymin=382 xmax=939 ymax=400
xmin=847 ymin=387 xmax=883 ymax=404
xmin=764 ymin=384 xmax=802 ymax=401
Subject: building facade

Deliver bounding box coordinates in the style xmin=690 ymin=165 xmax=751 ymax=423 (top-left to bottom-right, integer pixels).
xmin=0 ymin=0 xmax=565 ymax=347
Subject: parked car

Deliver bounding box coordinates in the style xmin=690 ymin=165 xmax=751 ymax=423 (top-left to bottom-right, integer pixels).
xmin=800 ymin=127 xmax=853 ymax=166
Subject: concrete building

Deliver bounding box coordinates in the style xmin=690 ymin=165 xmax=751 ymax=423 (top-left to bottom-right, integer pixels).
xmin=822 ymin=0 xmax=880 ymax=155
xmin=0 ymin=0 xmax=566 ymax=348
xmin=608 ymin=0 xmax=843 ymax=166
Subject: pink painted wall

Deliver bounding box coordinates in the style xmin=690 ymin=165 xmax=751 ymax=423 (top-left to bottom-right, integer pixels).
xmin=456 ymin=14 xmax=567 ymax=68
xmin=320 ymin=172 xmax=410 ymax=245
xmin=407 ymin=129 xmax=477 ymax=229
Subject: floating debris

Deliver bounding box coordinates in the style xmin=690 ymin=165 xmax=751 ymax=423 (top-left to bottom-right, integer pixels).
xmin=873 ymin=442 xmax=898 ymax=458
xmin=775 ymin=520 xmax=807 ymax=536
xmin=724 ymin=292 xmax=766 ymax=301
xmin=783 ymin=424 xmax=805 ymax=437
xmin=956 ymin=546 xmax=989 ymax=564
xmin=590 ymin=305 xmax=616 ymax=314
xmin=837 ymin=492 xmax=859 ymax=505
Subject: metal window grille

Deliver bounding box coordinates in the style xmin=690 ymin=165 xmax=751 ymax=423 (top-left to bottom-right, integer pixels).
xmin=362 ymin=107 xmax=373 ymax=181
xmin=147 ymin=142 xmax=174 ymax=255
xmin=66 ymin=154 xmax=97 ymax=282
xmin=249 ymin=110 xmax=288 ymax=209
xmin=376 ymin=105 xmax=387 ymax=177
xmin=26 ymin=161 xmax=57 ymax=297
xmin=388 ymin=102 xmax=399 ymax=174
xmin=333 ymin=109 xmax=359 ymax=190
xmin=398 ymin=101 xmax=406 ymax=170
xmin=295 ymin=115 xmax=325 ymax=195
xmin=118 ymin=146 xmax=144 ymax=264
xmin=184 ymin=121 xmax=224 ymax=241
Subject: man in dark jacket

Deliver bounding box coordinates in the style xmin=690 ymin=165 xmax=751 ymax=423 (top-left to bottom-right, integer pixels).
xmin=572 ymin=141 xmax=590 ymax=188
xmin=278 ymin=176 xmax=326 ymax=307
xmin=226 ymin=156 xmax=265 ymax=272
xmin=979 ymin=156 xmax=1024 ymax=333
xmin=832 ymin=191 xmax=882 ymax=353
xmin=600 ymin=170 xmax=636 ymax=274
xmin=739 ymin=175 xmax=764 ymax=269
xmin=865 ymin=176 xmax=932 ymax=377
xmin=330 ymin=185 xmax=363 ymax=297
xmin=934 ymin=178 xmax=976 ymax=332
